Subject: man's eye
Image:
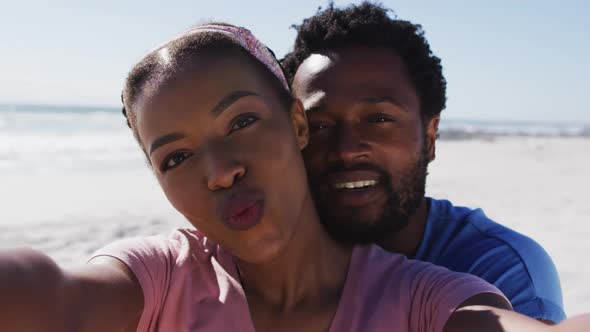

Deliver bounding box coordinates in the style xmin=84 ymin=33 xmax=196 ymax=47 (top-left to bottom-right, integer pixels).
xmin=368 ymin=114 xmax=395 ymax=123
xmin=230 ymin=114 xmax=259 ymax=133
xmin=161 ymin=151 xmax=192 ymax=172
xmin=309 ymin=122 xmax=332 ymax=131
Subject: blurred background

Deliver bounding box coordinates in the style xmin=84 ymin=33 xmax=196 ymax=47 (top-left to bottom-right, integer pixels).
xmin=0 ymin=0 xmax=588 ymax=315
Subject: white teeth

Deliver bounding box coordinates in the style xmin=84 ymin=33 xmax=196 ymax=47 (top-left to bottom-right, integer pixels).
xmin=334 ymin=180 xmax=378 ymax=189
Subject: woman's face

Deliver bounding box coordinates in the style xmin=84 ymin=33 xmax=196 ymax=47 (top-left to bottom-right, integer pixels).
xmin=135 ymin=51 xmax=310 ymax=263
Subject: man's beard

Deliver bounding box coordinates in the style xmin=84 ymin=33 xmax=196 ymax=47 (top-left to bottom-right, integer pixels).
xmin=309 ymin=145 xmax=429 ymax=245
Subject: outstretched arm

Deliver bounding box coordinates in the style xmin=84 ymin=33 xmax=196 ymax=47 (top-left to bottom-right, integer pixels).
xmin=445 ymin=293 xmax=587 ymax=332
xmin=0 ymin=248 xmax=143 ymax=332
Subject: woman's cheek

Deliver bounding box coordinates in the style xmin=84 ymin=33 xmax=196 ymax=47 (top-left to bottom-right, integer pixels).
xmin=257 ymin=118 xmax=297 ymax=166
xmin=160 ymin=171 xmax=208 ymax=219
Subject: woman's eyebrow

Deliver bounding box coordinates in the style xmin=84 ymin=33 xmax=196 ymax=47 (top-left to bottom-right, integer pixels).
xmin=211 ymin=90 xmax=260 ymax=116
xmin=149 ymin=90 xmax=260 ymax=156
xmin=149 ymin=132 xmax=185 ymax=156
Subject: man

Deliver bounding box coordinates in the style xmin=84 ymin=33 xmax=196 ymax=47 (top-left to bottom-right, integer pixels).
xmin=281 ymin=2 xmax=565 ymax=322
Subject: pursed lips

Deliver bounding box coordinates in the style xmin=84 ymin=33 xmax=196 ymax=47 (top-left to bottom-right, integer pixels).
xmin=217 ymin=190 xmax=265 ymax=231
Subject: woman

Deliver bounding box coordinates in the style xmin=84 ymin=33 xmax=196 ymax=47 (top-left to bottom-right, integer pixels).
xmin=0 ymin=23 xmax=586 ymax=332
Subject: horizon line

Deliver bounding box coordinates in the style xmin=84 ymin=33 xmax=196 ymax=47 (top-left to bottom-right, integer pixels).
xmin=0 ymin=102 xmax=587 ymax=126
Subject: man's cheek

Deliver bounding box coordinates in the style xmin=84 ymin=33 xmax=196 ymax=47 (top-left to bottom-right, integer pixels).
xmin=302 ymin=150 xmax=322 ymax=172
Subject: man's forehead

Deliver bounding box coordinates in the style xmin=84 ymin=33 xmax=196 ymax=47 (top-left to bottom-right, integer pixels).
xmin=292 ymin=53 xmax=336 ymax=97
xmin=296 ymin=53 xmax=335 ymax=77
xmin=293 ymin=48 xmax=404 ymax=92
xmin=300 ymin=90 xmax=326 ymax=111
xmin=292 ymin=47 xmax=419 ymax=113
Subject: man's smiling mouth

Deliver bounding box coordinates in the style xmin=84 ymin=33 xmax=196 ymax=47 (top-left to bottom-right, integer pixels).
xmin=333 ymin=180 xmax=379 ymax=189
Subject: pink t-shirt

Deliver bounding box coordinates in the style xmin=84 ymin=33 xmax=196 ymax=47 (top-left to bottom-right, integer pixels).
xmin=92 ymin=228 xmax=507 ymax=332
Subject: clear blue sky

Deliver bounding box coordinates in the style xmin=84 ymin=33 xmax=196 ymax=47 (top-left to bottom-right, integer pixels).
xmin=1 ymin=0 xmax=588 ymax=123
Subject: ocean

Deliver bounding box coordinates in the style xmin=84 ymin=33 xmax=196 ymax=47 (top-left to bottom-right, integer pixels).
xmin=0 ymin=104 xmax=177 ymax=227
xmin=0 ymin=104 xmax=143 ymax=174
xmin=1 ymin=103 xmax=588 ymax=175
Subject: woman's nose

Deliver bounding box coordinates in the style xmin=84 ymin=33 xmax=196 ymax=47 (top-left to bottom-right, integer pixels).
xmin=204 ymin=150 xmax=246 ymax=191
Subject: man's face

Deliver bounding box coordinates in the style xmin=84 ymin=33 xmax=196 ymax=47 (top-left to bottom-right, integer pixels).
xmin=292 ymin=47 xmax=439 ymax=244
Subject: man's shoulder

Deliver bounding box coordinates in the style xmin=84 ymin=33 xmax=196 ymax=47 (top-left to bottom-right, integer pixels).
xmin=417 ymin=198 xmax=565 ymax=321
xmin=423 ymin=198 xmax=553 ymax=271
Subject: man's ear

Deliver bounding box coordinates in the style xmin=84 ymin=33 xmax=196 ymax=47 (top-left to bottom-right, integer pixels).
xmin=289 ymin=99 xmax=309 ymax=150
xmin=426 ymin=115 xmax=440 ymax=162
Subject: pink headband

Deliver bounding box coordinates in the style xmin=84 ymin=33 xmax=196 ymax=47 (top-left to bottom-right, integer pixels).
xmin=187 ymin=24 xmax=289 ymax=91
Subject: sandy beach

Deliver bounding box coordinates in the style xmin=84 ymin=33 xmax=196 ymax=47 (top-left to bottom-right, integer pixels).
xmin=1 ymin=135 xmax=588 ymax=316
xmin=429 ymin=137 xmax=590 ymax=316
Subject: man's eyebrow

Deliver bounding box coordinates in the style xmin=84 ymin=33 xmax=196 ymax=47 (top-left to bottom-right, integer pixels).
xmin=149 ymin=132 xmax=185 ymax=156
xmin=305 ymin=105 xmax=324 ymax=114
xmin=359 ymin=96 xmax=406 ymax=110
xmin=211 ymin=90 xmax=260 ymax=116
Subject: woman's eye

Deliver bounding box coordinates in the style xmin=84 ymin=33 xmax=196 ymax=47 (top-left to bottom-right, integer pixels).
xmin=230 ymin=114 xmax=259 ymax=133
xmin=161 ymin=151 xmax=192 ymax=172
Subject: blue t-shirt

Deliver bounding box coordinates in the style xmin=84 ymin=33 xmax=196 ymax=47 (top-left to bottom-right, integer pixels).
xmin=414 ymin=198 xmax=565 ymax=322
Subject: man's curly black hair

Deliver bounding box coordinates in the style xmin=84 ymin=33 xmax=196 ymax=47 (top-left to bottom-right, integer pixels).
xmin=281 ymin=1 xmax=446 ymax=119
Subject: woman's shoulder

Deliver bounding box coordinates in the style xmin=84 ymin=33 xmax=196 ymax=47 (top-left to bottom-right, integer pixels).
xmin=167 ymin=227 xmax=223 ymax=262
xmin=352 ymin=244 xmax=501 ymax=297
xmin=346 ymin=244 xmax=506 ymax=331
xmin=90 ymin=229 xmax=244 ymax=331
xmin=352 ymin=244 xmax=415 ymax=277
xmin=90 ymin=227 xmax=228 ymax=275
xmin=356 ymin=244 xmax=470 ymax=275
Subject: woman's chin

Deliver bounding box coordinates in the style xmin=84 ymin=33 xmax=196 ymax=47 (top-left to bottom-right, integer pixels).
xmin=233 ymin=232 xmax=289 ymax=264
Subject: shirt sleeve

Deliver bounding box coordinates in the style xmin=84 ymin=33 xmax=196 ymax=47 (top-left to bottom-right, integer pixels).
xmin=89 ymin=235 xmax=175 ymax=332
xmin=483 ymin=234 xmax=566 ymax=323
xmin=407 ymin=262 xmax=510 ymax=332
xmin=451 ymin=217 xmax=566 ymax=322
xmin=417 ymin=200 xmax=566 ymax=322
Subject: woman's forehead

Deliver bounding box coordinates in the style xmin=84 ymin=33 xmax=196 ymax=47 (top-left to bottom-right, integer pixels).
xmin=146 ymin=55 xmax=268 ymax=109
xmin=135 ymin=59 xmax=276 ymax=142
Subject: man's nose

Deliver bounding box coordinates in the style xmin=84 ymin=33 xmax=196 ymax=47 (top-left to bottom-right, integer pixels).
xmin=204 ymin=149 xmax=246 ymax=191
xmin=332 ymin=123 xmax=371 ymax=162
